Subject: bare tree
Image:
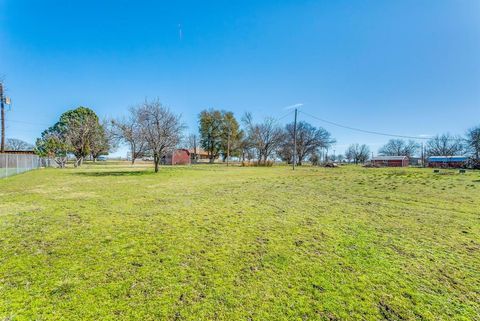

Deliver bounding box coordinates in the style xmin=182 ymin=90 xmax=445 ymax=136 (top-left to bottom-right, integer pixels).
xmin=181 ymin=133 xmax=197 ymax=162
xmin=465 ymin=126 xmax=480 ymax=160
xmin=379 ymin=139 xmax=420 ymax=158
xmin=111 ymin=108 xmax=148 ymax=165
xmin=239 ymin=136 xmax=255 ymax=163
xmin=182 ymin=133 xmax=196 ymax=150
xmin=310 ymin=152 xmax=321 ymax=166
xmin=6 ymin=138 xmax=33 ymax=151
xmin=277 ymin=143 xmax=294 ymax=164
xmin=242 ymin=113 xmax=285 ymax=165
xmin=345 ymin=143 xmax=370 ymax=164
xmin=283 ymin=121 xmax=335 ymax=165
xmin=90 ymin=120 xmax=115 ymax=161
xmin=345 ymin=149 xmax=353 ymax=163
xmin=136 ymin=100 xmax=183 ymax=173
xmin=426 ymin=134 xmax=465 ymax=156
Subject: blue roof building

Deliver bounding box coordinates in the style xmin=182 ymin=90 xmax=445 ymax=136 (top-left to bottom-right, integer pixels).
xmin=427 ymin=156 xmax=468 ymax=168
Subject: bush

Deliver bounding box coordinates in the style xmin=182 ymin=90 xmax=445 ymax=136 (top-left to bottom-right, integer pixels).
xmin=310 ymin=153 xmax=320 ymax=166
xmin=241 ymin=160 xmax=274 ymax=167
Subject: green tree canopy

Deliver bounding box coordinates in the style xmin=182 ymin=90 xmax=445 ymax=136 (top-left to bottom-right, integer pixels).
xmin=35 ymin=127 xmax=69 ymax=168
xmin=35 ymin=106 xmax=107 ymax=167
xmin=57 ymin=107 xmax=102 ymax=166
xmin=199 ymin=109 xmax=241 ymax=163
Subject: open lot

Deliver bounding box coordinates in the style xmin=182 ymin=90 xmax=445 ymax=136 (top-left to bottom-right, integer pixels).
xmin=0 ymin=164 xmax=479 ymax=320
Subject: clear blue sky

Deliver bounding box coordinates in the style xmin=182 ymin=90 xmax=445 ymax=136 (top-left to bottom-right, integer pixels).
xmin=1 ymin=0 xmax=479 ymax=156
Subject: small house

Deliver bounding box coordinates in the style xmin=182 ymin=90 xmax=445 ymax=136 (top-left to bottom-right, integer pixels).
xmin=427 ymin=156 xmax=468 ymax=168
xmin=188 ymin=148 xmax=210 ymax=162
xmin=371 ymin=156 xmax=409 ymax=167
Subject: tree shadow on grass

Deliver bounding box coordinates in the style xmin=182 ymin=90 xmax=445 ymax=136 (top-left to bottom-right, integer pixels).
xmin=73 ymin=170 xmax=154 ymax=177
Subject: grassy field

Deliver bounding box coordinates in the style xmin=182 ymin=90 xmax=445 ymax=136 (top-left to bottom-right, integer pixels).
xmin=0 ymin=163 xmax=479 ymax=320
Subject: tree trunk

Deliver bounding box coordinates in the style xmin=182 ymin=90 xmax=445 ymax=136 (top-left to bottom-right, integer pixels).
xmin=154 ymin=153 xmax=159 ymax=173
xmin=130 ymin=143 xmax=136 ymax=165
xmin=260 ymin=155 xmax=267 ymax=165
xmin=74 ymin=157 xmax=83 ymax=167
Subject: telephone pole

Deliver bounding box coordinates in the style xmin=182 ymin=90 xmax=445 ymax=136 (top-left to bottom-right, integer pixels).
xmin=227 ymin=131 xmax=230 ymax=167
xmin=292 ymin=108 xmax=298 ymax=170
xmin=421 ymin=142 xmax=425 ymax=168
xmin=0 ymin=82 xmax=5 ymax=153
xmin=193 ymin=134 xmax=197 ymax=164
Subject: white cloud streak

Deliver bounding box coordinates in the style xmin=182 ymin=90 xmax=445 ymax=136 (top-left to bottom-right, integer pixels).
xmin=284 ymin=103 xmax=303 ymax=110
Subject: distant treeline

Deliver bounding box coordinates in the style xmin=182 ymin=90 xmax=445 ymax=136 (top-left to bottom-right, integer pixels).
xmin=32 ymin=99 xmax=480 ymax=171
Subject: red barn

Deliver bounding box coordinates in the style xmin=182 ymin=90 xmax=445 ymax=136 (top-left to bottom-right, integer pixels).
xmin=371 ymin=156 xmax=409 ymax=167
xmin=162 ymin=149 xmax=191 ymax=165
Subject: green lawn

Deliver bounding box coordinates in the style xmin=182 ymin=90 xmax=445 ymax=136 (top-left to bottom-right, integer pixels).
xmin=1 ymin=164 xmax=479 ymax=320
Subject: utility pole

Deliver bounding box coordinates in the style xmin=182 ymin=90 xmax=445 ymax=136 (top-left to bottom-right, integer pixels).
xmin=421 ymin=142 xmax=425 ymax=168
xmin=292 ymin=108 xmax=298 ymax=170
xmin=193 ymin=134 xmax=197 ymax=164
xmin=0 ymin=82 xmax=5 ymax=153
xmin=227 ymin=131 xmax=230 ymax=167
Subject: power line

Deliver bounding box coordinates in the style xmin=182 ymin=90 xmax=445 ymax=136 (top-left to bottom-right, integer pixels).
xmin=276 ymin=110 xmax=294 ymax=122
xmin=300 ymin=110 xmax=435 ymax=140
xmin=5 ymin=119 xmax=51 ymax=127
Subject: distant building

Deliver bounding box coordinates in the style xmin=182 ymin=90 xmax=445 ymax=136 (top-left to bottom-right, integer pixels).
xmin=188 ymin=148 xmax=210 ymax=162
xmin=371 ymin=156 xmax=409 ymax=167
xmin=408 ymin=157 xmax=423 ymax=166
xmin=162 ymin=149 xmax=191 ymax=165
xmin=427 ymin=156 xmax=468 ymax=168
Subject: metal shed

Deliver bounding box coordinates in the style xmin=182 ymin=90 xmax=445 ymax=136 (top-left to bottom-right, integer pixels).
xmin=427 ymin=156 xmax=468 ymax=168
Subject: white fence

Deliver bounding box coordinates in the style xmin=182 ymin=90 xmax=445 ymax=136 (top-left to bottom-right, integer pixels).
xmin=0 ymin=153 xmax=42 ymax=178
